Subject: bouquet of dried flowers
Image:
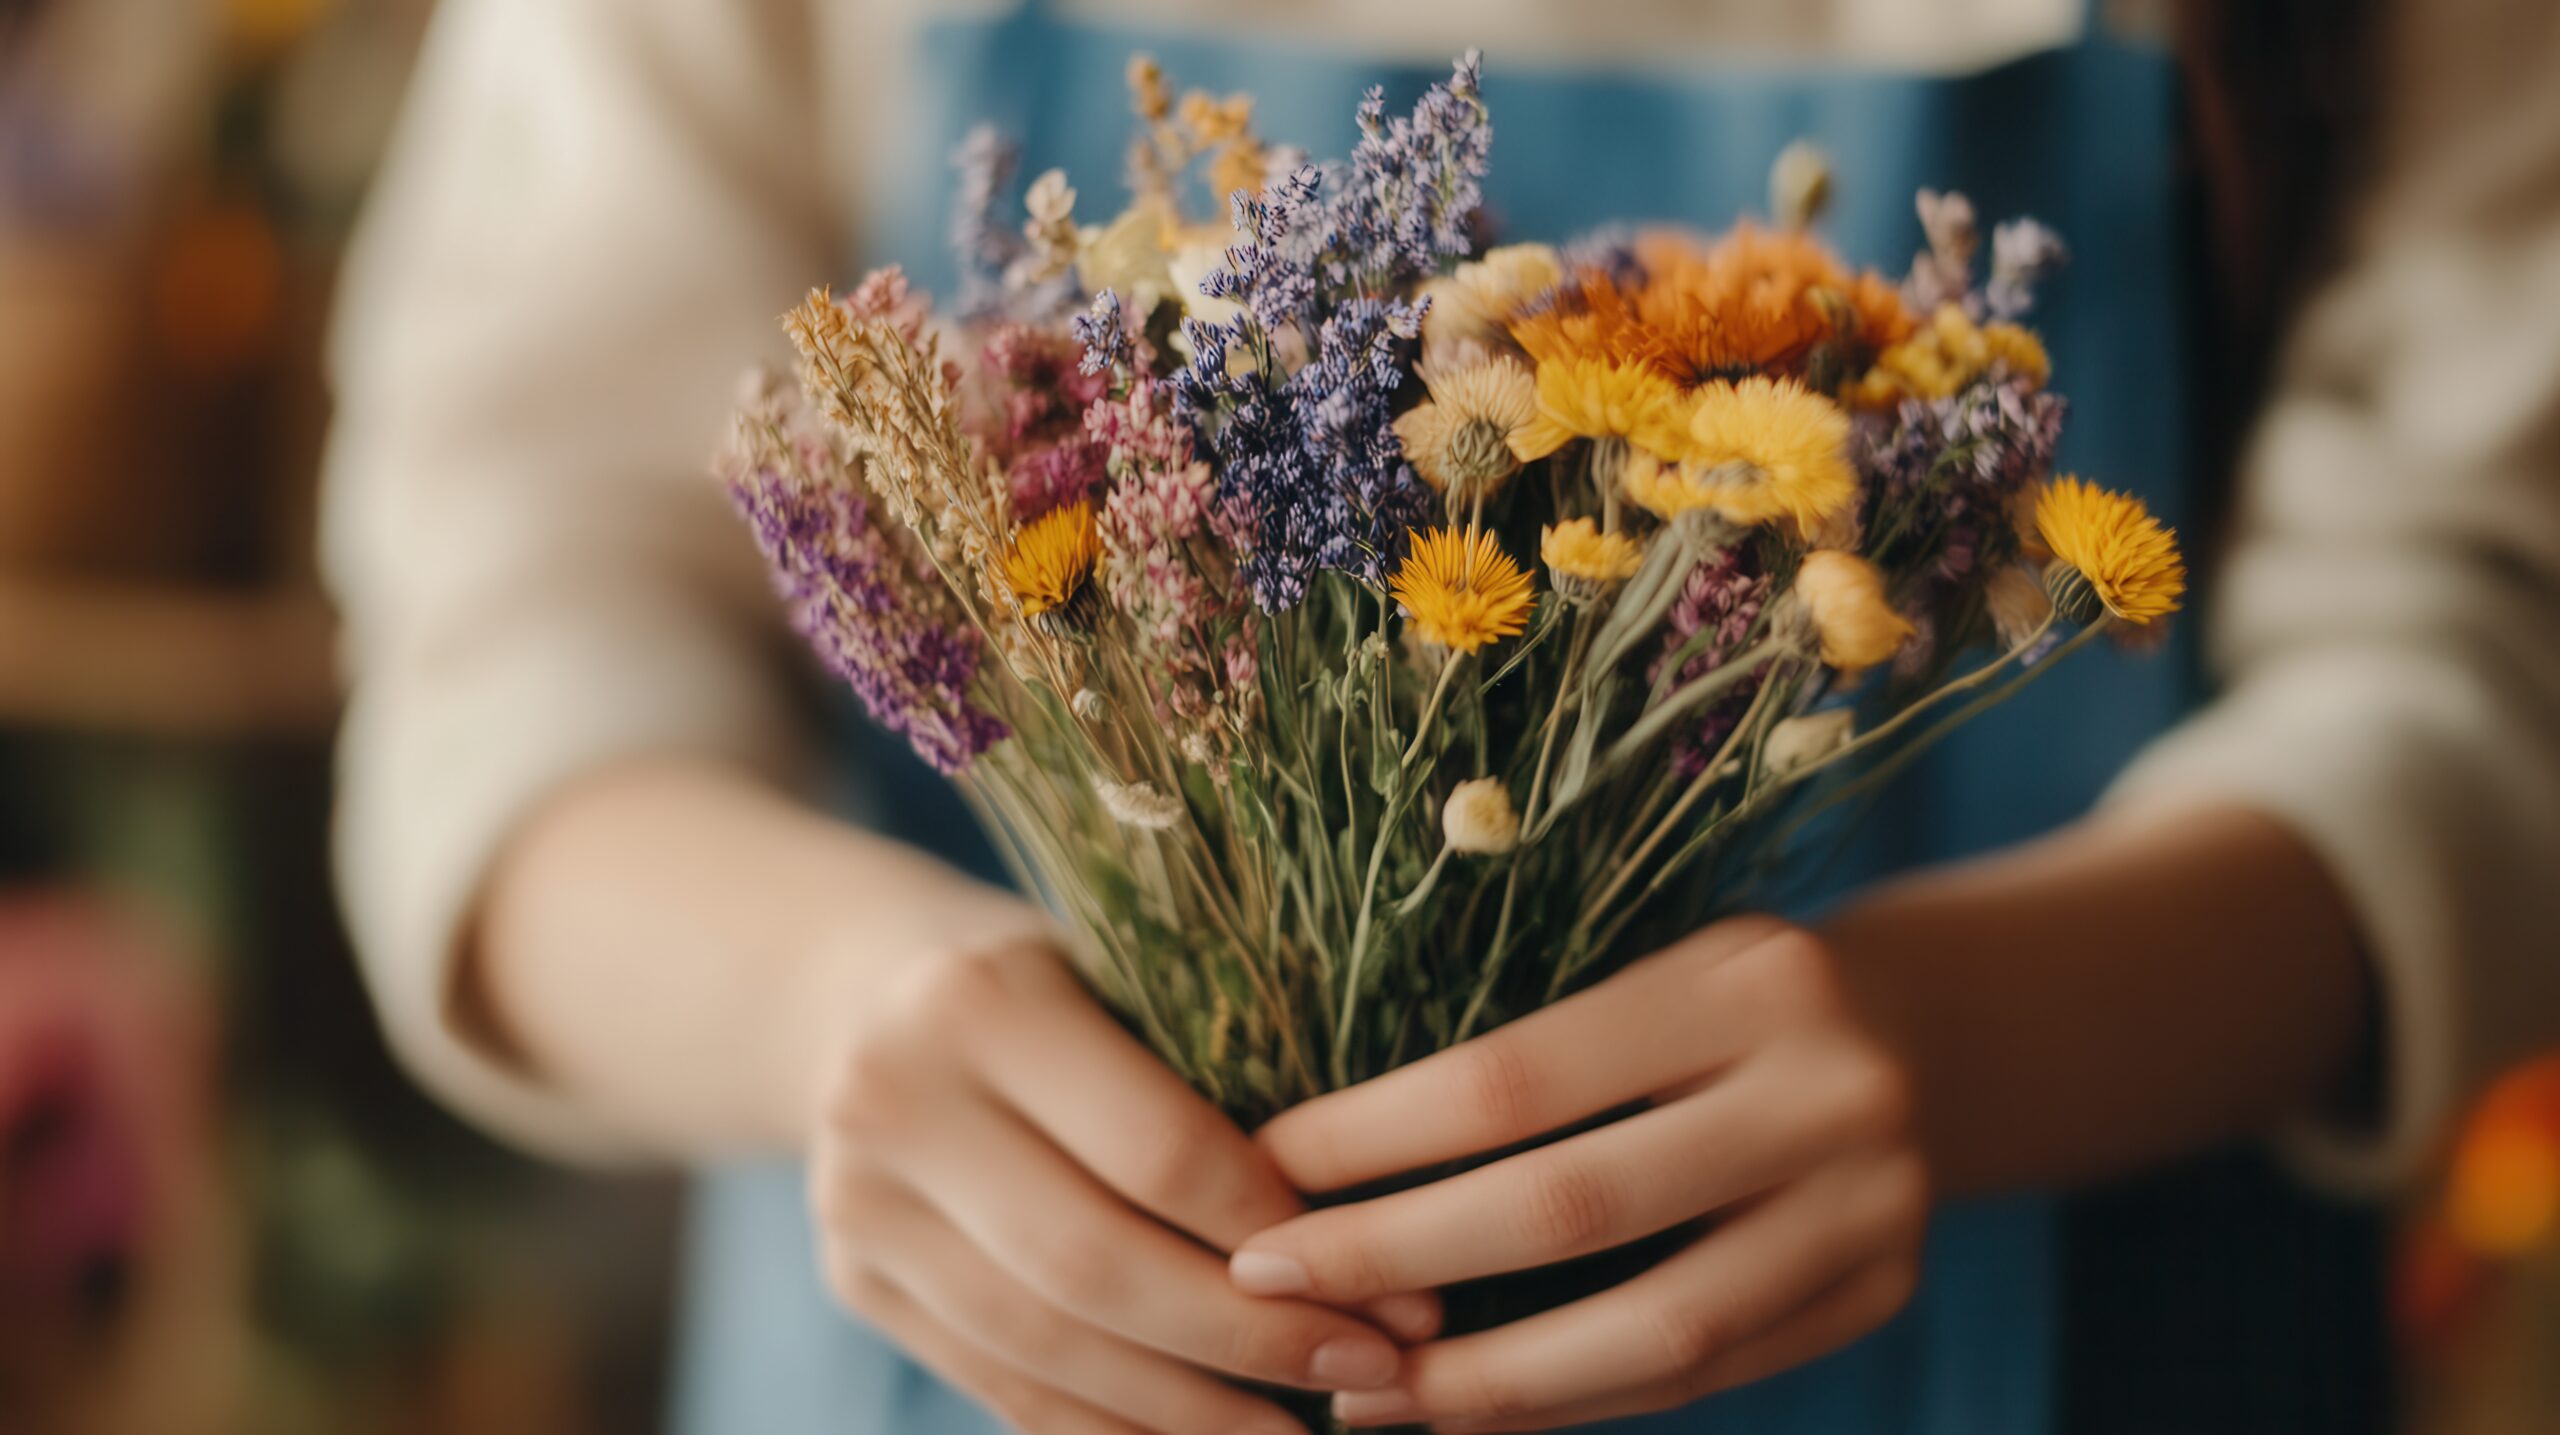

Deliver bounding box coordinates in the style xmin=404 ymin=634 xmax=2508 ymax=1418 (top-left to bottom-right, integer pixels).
xmin=720 ymin=44 xmax=2180 ymax=1239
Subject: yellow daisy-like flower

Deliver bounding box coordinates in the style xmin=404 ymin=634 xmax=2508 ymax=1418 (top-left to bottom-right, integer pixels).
xmin=1002 ymin=501 xmax=1103 ymax=625
xmin=1680 ymin=376 xmax=1858 ymax=529
xmin=1793 ymin=550 xmax=1915 ymax=672
xmin=1421 ymin=244 xmax=1565 ymax=357
xmin=2033 ymin=476 xmax=2186 ymax=626
xmin=1849 ymin=303 xmax=2053 ymax=408
xmin=1980 ymin=322 xmax=2050 ymax=388
xmin=1512 ymin=357 xmax=1692 ymax=462
xmin=1394 ymin=358 xmax=1540 ymax=495
xmin=1540 ymin=518 xmax=1646 ymax=604
xmin=1390 ymin=526 xmax=1536 ymax=654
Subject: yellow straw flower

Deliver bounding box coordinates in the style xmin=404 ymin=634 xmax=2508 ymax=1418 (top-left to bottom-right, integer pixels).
xmin=1512 ymin=357 xmax=1693 ymax=462
xmin=1793 ymin=550 xmax=1914 ymax=672
xmin=1390 ymin=527 xmax=1536 ymax=654
xmin=1394 ymin=358 xmax=1540 ymax=495
xmin=1002 ymin=501 xmax=1103 ymax=626
xmin=1680 ymin=376 xmax=1858 ymax=529
xmin=1849 ymin=303 xmax=2052 ymax=408
xmin=1421 ymin=244 xmax=1564 ymax=357
xmin=1540 ymin=518 xmax=1645 ymax=603
xmin=2032 ymin=476 xmax=2186 ymax=626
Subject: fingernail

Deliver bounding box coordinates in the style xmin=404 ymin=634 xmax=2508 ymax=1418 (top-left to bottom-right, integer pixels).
xmin=1309 ymin=1335 xmax=1400 ymax=1390
xmin=1230 ymin=1249 xmax=1312 ymax=1296
xmin=1332 ymin=1387 xmax=1421 ymax=1424
xmin=1371 ymin=1292 xmax=1442 ymax=1341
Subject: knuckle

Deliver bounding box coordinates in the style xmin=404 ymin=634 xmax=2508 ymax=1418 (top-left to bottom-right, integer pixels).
xmin=1454 ymin=1362 xmax=1537 ymax=1422
xmin=1726 ymin=927 xmax=1845 ymax=1026
xmin=1453 ymin=1036 xmax=1543 ymax=1138
xmin=1831 ymin=1047 xmax=1918 ymax=1146
xmin=1121 ymin=1103 xmax=1228 ymax=1215
xmin=898 ymin=945 xmax=1020 ymax=1035
xmin=1647 ymin=1299 xmax=1731 ymax=1371
xmin=1515 ymin=1157 xmax=1624 ymax=1253
xmin=1026 ymin=1233 xmax=1129 ymax=1311
xmin=823 ymin=1041 xmax=914 ymax=1140
xmin=1215 ymin=1309 xmax=1323 ymax=1381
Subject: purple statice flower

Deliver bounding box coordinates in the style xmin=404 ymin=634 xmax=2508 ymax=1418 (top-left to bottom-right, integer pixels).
xmin=1172 ymin=55 xmax=1484 ymax=610
xmin=1074 ymin=289 xmax=1133 ymax=376
xmin=1198 ymin=166 xmax=1330 ymax=342
xmin=1294 ymin=297 xmax=1432 ymax=587
xmin=1985 ymin=218 xmax=2067 ymax=322
xmin=720 ymin=379 xmax=1006 ymax=774
xmin=1648 ymin=552 xmax=1775 ymax=775
xmin=1321 ymin=50 xmax=1492 ymax=290
xmin=1857 ymin=376 xmax=2066 ymax=581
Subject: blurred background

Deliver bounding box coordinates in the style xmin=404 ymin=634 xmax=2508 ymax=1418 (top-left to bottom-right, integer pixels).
xmin=0 ymin=3 xmax=2552 ymax=1433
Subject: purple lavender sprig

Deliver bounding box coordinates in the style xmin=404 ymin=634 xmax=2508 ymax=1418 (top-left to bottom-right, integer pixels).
xmin=720 ymin=376 xmax=1007 ymax=774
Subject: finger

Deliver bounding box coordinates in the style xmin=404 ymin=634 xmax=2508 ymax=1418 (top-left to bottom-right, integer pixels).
xmin=822 ymin=1263 xmax=1152 ymax=1435
xmin=1433 ymin=1257 xmax=1920 ymax=1432
xmin=1258 ymin=920 xmax=1806 ymax=1192
xmin=1236 ymin=1049 xmax=1866 ymax=1300
xmin=843 ymin=1176 xmax=1308 ymax=1435
xmin=965 ymin=953 xmax=1311 ymax=1249
xmin=1329 ymin=1153 xmax=1923 ymax=1427
xmin=893 ymin=1083 xmax=1406 ymax=1391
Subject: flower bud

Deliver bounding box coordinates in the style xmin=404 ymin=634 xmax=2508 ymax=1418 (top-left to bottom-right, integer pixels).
xmin=1441 ymin=777 xmax=1520 ymax=855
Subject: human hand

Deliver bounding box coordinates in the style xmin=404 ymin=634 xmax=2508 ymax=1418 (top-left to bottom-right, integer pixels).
xmin=807 ymin=937 xmax=1438 ymax=1435
xmin=1232 ymin=918 xmax=1929 ymax=1431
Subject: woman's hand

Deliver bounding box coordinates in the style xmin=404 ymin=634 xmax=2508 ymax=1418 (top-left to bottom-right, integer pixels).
xmin=1229 ymin=917 xmax=1929 ymax=1431
xmin=807 ymin=937 xmax=1437 ymax=1435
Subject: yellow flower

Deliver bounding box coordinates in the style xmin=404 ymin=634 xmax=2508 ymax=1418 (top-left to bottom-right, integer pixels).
xmin=1680 ymin=377 xmax=1858 ymax=529
xmin=1390 ymin=527 xmax=1536 ymax=654
xmin=2033 ymin=476 xmax=2186 ymax=625
xmin=1421 ymin=244 xmax=1565 ymax=357
xmin=1793 ymin=550 xmax=1914 ymax=672
xmin=1513 ymin=357 xmax=1692 ymax=462
xmin=1395 ymin=358 xmax=1539 ymax=495
xmin=1850 ymin=303 xmax=2051 ymax=408
xmin=1540 ymin=518 xmax=1645 ymax=585
xmin=1980 ymin=322 xmax=2050 ymax=388
xmin=1002 ymin=501 xmax=1103 ymax=625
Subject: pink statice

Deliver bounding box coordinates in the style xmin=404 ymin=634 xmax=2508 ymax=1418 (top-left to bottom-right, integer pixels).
xmin=975 ymin=323 xmax=1111 ymax=518
xmin=1648 ymin=552 xmax=1774 ymax=776
xmin=1091 ymin=379 xmax=1261 ymax=746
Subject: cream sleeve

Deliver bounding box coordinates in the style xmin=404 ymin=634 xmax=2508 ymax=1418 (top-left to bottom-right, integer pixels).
xmin=2109 ymin=0 xmax=2560 ymax=1192
xmin=321 ymin=0 xmax=839 ymax=1158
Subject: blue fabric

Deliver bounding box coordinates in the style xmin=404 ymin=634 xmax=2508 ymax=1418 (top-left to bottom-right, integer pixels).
xmin=675 ymin=6 xmax=2194 ymax=1431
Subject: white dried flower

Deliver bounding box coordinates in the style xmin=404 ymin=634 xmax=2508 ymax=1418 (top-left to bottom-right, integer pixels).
xmin=1987 ymin=564 xmax=2054 ymax=650
xmin=1094 ymin=777 xmax=1183 ymax=831
xmin=1179 ymin=730 xmax=1219 ymax=766
xmin=1070 ymin=687 xmax=1107 ymax=723
xmin=1441 ymin=777 xmax=1520 ymax=855
xmin=1761 ymin=709 xmax=1856 ymax=777
xmin=1769 ymin=141 xmax=1833 ymax=231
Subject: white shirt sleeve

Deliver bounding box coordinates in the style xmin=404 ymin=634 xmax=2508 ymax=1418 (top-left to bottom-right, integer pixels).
xmin=2109 ymin=0 xmax=2560 ymax=1192
xmin=321 ymin=0 xmax=836 ymax=1159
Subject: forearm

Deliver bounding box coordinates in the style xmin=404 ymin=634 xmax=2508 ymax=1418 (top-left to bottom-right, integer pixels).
xmin=468 ymin=757 xmax=1047 ymax=1156
xmin=1827 ymin=802 xmax=2372 ymax=1195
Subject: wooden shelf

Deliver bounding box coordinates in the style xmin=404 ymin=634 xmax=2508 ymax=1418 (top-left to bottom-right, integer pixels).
xmin=0 ymin=575 xmax=337 ymax=739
